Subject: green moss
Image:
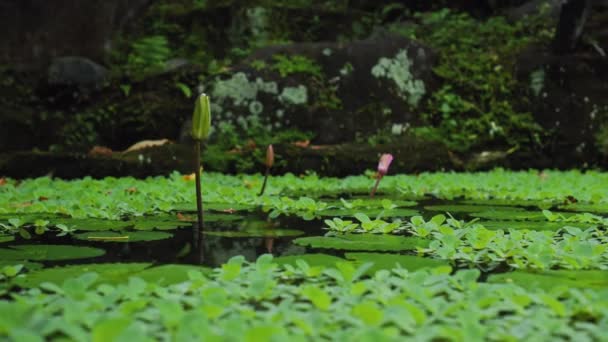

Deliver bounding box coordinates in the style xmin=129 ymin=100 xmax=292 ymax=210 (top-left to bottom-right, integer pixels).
xmin=395 ymin=9 xmax=551 ymax=152
xmin=271 ymin=54 xmax=322 ymax=78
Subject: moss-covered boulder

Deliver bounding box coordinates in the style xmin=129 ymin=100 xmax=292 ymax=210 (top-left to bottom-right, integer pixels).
xmin=195 ymin=34 xmax=438 ymax=145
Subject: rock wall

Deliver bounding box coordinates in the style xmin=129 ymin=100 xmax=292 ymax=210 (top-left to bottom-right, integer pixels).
xmin=0 ymin=0 xmax=152 ymax=69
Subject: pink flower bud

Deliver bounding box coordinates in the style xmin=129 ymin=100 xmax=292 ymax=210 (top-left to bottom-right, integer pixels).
xmin=377 ymin=154 xmax=393 ymax=176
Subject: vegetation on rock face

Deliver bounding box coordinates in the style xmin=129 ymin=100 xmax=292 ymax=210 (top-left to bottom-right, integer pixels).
xmin=393 ymin=9 xmax=553 ymax=152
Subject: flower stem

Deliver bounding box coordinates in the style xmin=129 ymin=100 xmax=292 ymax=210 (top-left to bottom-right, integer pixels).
xmin=194 ymin=140 xmax=204 ymax=232
xmin=370 ymin=175 xmax=382 ymax=198
xmin=258 ymin=167 xmax=270 ymax=196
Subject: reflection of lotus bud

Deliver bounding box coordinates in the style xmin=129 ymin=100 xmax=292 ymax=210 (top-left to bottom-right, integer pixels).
xmin=265 ymin=144 xmax=274 ymax=168
xmin=377 ymin=154 xmax=393 ymax=176
xmin=191 ymin=93 xmax=211 ymax=140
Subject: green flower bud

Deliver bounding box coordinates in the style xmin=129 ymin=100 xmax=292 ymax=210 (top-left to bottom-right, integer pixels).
xmin=191 ymin=93 xmax=211 ymax=140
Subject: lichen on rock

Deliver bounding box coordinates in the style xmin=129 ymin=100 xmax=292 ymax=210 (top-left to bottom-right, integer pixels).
xmin=371 ymin=49 xmax=425 ymax=107
xmin=279 ymin=85 xmax=308 ymax=105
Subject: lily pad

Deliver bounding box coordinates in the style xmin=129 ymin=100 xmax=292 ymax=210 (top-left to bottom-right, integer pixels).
xmin=13 ymin=263 xmax=151 ymax=288
xmin=74 ymin=231 xmax=173 ymax=242
xmin=424 ymin=205 xmax=525 ymax=213
xmin=273 ymin=254 xmax=346 ymax=268
xmin=460 ymin=199 xmax=554 ymax=209
xmin=0 ymin=261 xmax=43 ymax=271
xmin=488 ymin=270 xmax=608 ymax=290
xmin=558 ymin=203 xmax=608 ymax=214
xmin=294 ymin=233 xmax=429 ymax=251
xmin=480 ymin=220 xmax=586 ymax=231
xmin=13 ymin=263 xmax=212 ymax=288
xmin=0 ymin=245 xmax=105 ymax=261
xmin=172 ymin=202 xmax=254 ymax=212
xmin=52 ymin=218 xmax=132 ymax=232
xmin=0 ymin=235 xmax=14 ymax=243
xmin=135 ymin=264 xmax=212 ymax=285
xmin=204 ymin=228 xmax=304 ymax=238
xmin=319 ymin=208 xmax=419 ymax=218
xmin=130 ymin=218 xmax=188 ymax=230
xmin=344 ymin=252 xmax=449 ymax=274
xmin=471 ymin=210 xmax=573 ymax=221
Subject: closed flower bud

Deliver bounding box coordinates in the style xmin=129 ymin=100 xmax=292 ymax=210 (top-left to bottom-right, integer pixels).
xmin=377 ymin=154 xmax=393 ymax=176
xmin=191 ymin=93 xmax=211 ymax=140
xmin=265 ymin=144 xmax=274 ymax=168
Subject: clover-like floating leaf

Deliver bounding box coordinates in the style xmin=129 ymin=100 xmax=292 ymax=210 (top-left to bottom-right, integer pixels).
xmin=0 ymin=245 xmax=105 ymax=261
xmin=488 ymin=270 xmax=608 ymax=290
xmin=294 ymin=234 xmax=429 ymax=251
xmin=344 ymin=253 xmax=449 ymax=275
xmin=74 ymin=231 xmax=173 ymax=243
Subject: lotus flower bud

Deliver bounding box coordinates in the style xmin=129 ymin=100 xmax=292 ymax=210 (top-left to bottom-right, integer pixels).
xmin=191 ymin=93 xmax=211 ymax=140
xmin=265 ymin=144 xmax=274 ymax=168
xmin=377 ymin=154 xmax=393 ymax=176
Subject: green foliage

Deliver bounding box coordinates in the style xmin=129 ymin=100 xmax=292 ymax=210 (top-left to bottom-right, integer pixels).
xmin=0 ymin=256 xmax=607 ymax=340
xmin=126 ymin=36 xmax=171 ymax=79
xmin=399 ymin=9 xmax=551 ymax=151
xmin=271 ymin=54 xmax=323 ymax=78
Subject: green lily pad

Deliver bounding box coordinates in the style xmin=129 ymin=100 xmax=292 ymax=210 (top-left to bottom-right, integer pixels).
xmin=172 ymin=202 xmax=254 ymax=212
xmin=0 ymin=235 xmax=14 ymax=243
xmin=424 ymin=205 xmax=525 ymax=213
xmin=471 ymin=210 xmax=573 ymax=221
xmin=459 ymin=199 xmax=554 ymax=209
xmin=204 ymin=228 xmax=304 ymax=238
xmin=488 ymin=270 xmax=608 ymax=290
xmin=319 ymin=208 xmax=419 ymax=218
xmin=480 ymin=220 xmax=586 ymax=231
xmin=558 ymin=203 xmax=608 ymax=214
xmin=345 ymin=252 xmax=449 ymax=274
xmin=0 ymin=245 xmax=105 ymax=261
xmin=324 ymin=198 xmax=417 ymax=208
xmin=74 ymin=231 xmax=173 ymax=242
xmin=13 ymin=263 xmax=151 ymax=288
xmin=130 ymin=217 xmax=188 ymax=231
xmin=136 ymin=264 xmax=212 ymax=285
xmin=52 ymin=218 xmax=132 ymax=232
xmin=13 ymin=263 xmax=212 ymax=288
xmin=273 ymin=254 xmax=347 ymax=268
xmin=294 ymin=233 xmax=429 ymax=251
xmin=0 ymin=261 xmax=43 ymax=271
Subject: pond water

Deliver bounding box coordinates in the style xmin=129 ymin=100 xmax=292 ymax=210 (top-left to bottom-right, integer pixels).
xmin=2 ymin=196 xmax=603 ymax=279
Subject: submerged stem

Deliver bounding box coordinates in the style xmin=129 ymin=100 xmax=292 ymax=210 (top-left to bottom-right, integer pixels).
xmin=258 ymin=167 xmax=270 ymax=196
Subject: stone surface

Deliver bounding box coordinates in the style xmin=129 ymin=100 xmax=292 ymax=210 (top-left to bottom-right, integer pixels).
xmin=515 ymin=44 xmax=608 ymax=165
xmin=197 ymin=34 xmax=438 ymax=145
xmin=0 ymin=0 xmax=152 ymax=69
xmin=47 ymin=57 xmax=108 ymax=88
